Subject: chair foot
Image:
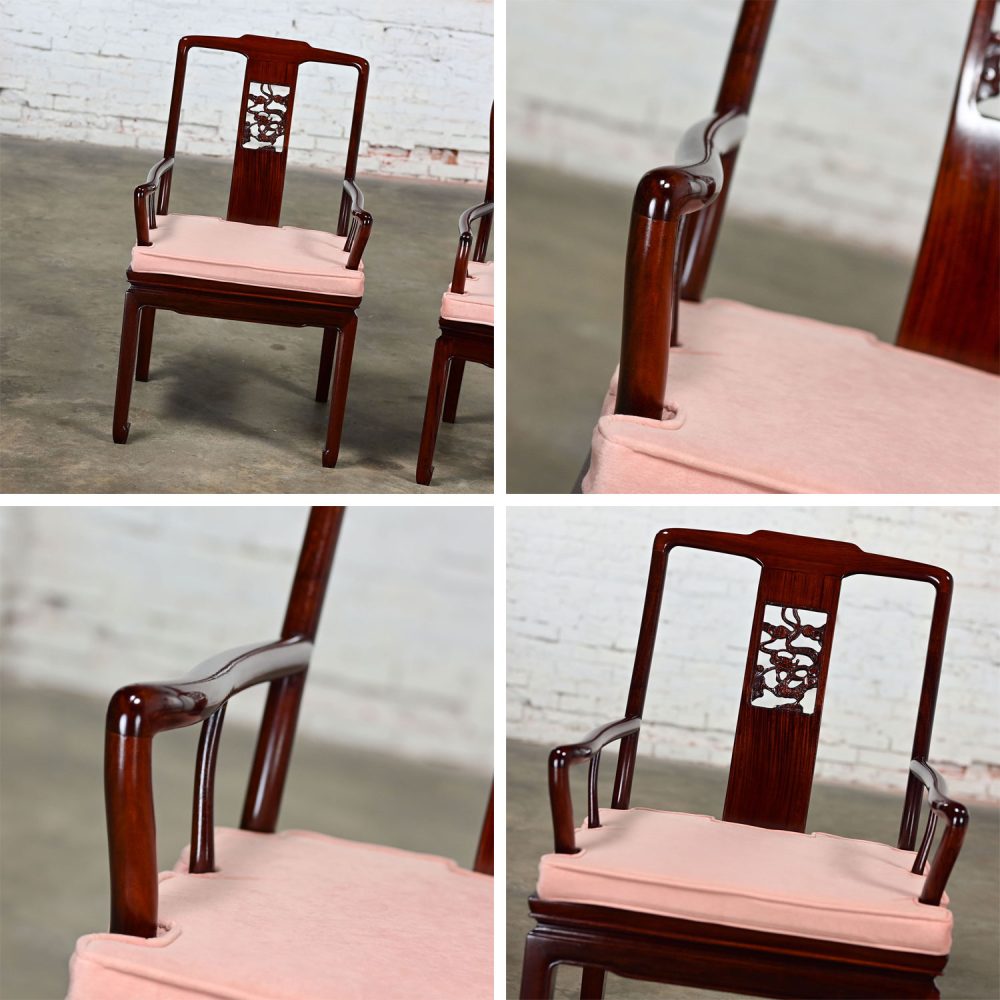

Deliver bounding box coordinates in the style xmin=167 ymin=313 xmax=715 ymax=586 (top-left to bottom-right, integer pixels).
xmin=321 ymin=317 xmax=357 ymax=468
xmin=112 ymin=291 xmax=141 ymax=445
xmin=416 ymin=336 xmax=451 ymax=485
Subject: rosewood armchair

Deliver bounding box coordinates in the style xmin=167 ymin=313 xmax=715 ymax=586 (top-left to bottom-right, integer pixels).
xmin=111 ymin=35 xmax=375 ymax=468
xmin=583 ymin=0 xmax=1000 ymax=493
xmin=68 ymin=508 xmax=493 ymax=1000
xmin=416 ymin=106 xmax=494 ymax=486
xmin=521 ymin=528 xmax=967 ymax=1000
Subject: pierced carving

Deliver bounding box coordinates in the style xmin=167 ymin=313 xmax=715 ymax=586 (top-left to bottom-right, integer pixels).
xmin=751 ymin=605 xmax=828 ymax=715
xmin=977 ymin=33 xmax=1000 ymax=103
xmin=242 ymin=82 xmax=291 ymax=151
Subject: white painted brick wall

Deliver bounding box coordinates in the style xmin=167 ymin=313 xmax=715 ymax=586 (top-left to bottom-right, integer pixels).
xmin=0 ymin=507 xmax=493 ymax=773
xmin=507 ymin=507 xmax=1000 ymax=803
xmin=509 ymin=0 xmax=974 ymax=255
xmin=0 ymin=0 xmax=492 ymax=183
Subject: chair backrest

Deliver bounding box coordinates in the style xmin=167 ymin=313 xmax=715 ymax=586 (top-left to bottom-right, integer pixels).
xmin=679 ymin=0 xmax=998 ymax=371
xmin=611 ymin=529 xmax=952 ymax=846
xmin=473 ymin=105 xmax=495 ymax=263
xmin=897 ymin=0 xmax=1000 ymax=373
xmin=161 ymin=34 xmax=368 ymax=230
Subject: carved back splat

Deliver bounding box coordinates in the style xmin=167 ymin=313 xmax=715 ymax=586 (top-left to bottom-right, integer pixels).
xmin=161 ymin=34 xmax=369 ymax=229
xmin=611 ymin=529 xmax=953 ymax=839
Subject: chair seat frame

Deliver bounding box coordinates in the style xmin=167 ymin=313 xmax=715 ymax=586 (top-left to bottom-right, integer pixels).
xmin=110 ymin=35 xmax=375 ymax=468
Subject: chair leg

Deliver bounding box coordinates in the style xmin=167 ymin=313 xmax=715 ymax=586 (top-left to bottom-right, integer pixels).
xmin=415 ymin=335 xmax=451 ymax=486
xmin=112 ymin=292 xmax=141 ymax=444
xmin=579 ymin=966 xmax=606 ymax=999
xmin=520 ymin=932 xmax=558 ymax=1000
xmin=315 ymin=327 xmax=336 ymax=403
xmin=321 ymin=316 xmax=357 ymax=468
xmin=442 ymin=357 xmax=465 ymax=424
xmin=135 ymin=307 xmax=156 ymax=382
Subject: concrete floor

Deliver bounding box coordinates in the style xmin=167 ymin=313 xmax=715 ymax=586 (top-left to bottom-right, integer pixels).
xmin=0 ymin=137 xmax=492 ymax=493
xmin=507 ymin=739 xmax=1000 ymax=1000
xmin=0 ymin=678 xmax=490 ymax=1000
xmin=507 ymin=162 xmax=915 ymax=493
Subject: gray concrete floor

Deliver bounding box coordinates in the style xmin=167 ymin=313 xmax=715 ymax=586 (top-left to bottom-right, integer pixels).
xmin=0 ymin=137 xmax=492 ymax=493
xmin=507 ymin=162 xmax=915 ymax=493
xmin=0 ymin=678 xmax=490 ymax=1000
xmin=507 ymin=739 xmax=1000 ymax=1000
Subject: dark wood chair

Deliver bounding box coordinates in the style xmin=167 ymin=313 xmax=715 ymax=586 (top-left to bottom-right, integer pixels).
xmin=582 ymin=0 xmax=999 ymax=493
xmin=520 ymin=528 xmax=967 ymax=1000
xmin=68 ymin=507 xmax=493 ymax=1000
xmin=111 ymin=35 xmax=374 ymax=468
xmin=416 ymin=106 xmax=494 ymax=486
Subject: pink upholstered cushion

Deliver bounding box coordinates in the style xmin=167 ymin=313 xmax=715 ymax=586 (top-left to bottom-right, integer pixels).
xmin=441 ymin=261 xmax=493 ymax=325
xmin=131 ymin=214 xmax=365 ymax=297
xmin=584 ymin=299 xmax=1000 ymax=493
xmin=68 ymin=827 xmax=492 ymax=1000
xmin=537 ymin=808 xmax=952 ymax=955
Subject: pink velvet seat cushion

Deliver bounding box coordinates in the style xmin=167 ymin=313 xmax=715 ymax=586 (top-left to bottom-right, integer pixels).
xmin=131 ymin=214 xmax=365 ymax=298
xmin=537 ymin=808 xmax=952 ymax=955
xmin=69 ymin=827 xmax=492 ymax=1000
xmin=440 ymin=261 xmax=493 ymax=325
xmin=584 ymin=299 xmax=1000 ymax=493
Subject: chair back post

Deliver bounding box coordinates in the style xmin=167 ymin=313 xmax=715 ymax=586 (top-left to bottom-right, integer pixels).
xmin=612 ymin=529 xmax=953 ymax=836
xmin=240 ymin=507 xmax=346 ymax=832
xmin=473 ymin=784 xmax=494 ymax=875
xmin=473 ymin=105 xmax=495 ymax=262
xmin=679 ymin=0 xmax=775 ymax=301
xmin=897 ymin=0 xmax=1000 ymax=372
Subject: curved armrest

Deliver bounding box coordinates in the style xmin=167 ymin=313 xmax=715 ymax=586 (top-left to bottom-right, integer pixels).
xmin=451 ymin=201 xmax=494 ymax=294
xmin=343 ymin=177 xmax=365 ymax=213
xmin=340 ymin=181 xmax=373 ymax=271
xmin=908 ymin=759 xmax=969 ymax=905
xmin=132 ymin=156 xmax=175 ymax=247
xmin=106 ymin=636 xmax=312 ymax=738
xmin=105 ymin=636 xmax=313 ymax=937
xmin=616 ymin=109 xmax=747 ymax=419
xmin=548 ymin=717 xmax=642 ymax=853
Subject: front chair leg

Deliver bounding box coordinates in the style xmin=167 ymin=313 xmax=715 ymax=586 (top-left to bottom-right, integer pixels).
xmin=135 ymin=307 xmax=156 ymax=382
xmin=520 ymin=931 xmax=558 ymax=1000
xmin=315 ymin=327 xmax=336 ymax=403
xmin=580 ymin=966 xmax=606 ymax=999
xmin=321 ymin=316 xmax=357 ymax=468
xmin=442 ymin=358 xmax=465 ymax=423
xmin=112 ymin=291 xmax=141 ymax=444
xmin=415 ymin=335 xmax=452 ymax=486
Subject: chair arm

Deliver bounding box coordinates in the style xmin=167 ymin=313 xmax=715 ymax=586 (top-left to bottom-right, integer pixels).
xmin=338 ymin=178 xmax=371 ymax=255
xmin=548 ymin=717 xmax=642 ymax=854
xmin=908 ymin=759 xmax=970 ymax=905
xmin=105 ymin=636 xmax=312 ymax=937
xmin=616 ymin=109 xmax=747 ymax=419
xmin=132 ymin=156 xmax=175 ymax=247
xmin=451 ymin=201 xmax=494 ymax=294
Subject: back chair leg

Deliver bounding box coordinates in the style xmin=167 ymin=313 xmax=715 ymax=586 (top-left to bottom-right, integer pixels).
xmin=416 ymin=335 xmax=452 ymax=486
xmin=112 ymin=291 xmax=141 ymax=444
xmin=135 ymin=308 xmax=156 ymax=382
xmin=520 ymin=932 xmax=558 ymax=999
xmin=442 ymin=358 xmax=465 ymax=423
xmin=321 ymin=315 xmax=357 ymax=468
xmin=579 ymin=966 xmax=606 ymax=999
xmin=315 ymin=327 xmax=336 ymax=403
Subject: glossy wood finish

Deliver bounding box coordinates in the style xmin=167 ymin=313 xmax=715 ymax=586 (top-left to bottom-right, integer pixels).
xmin=416 ymin=107 xmax=495 ymax=486
xmin=898 ymin=0 xmax=1000 ymax=372
xmin=616 ymin=0 xmax=1000 ymax=421
xmin=112 ymin=35 xmax=374 ymax=465
xmin=522 ymin=528 xmax=964 ymax=999
xmin=105 ymin=507 xmax=344 ymax=937
xmin=104 ymin=507 xmax=493 ymax=943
